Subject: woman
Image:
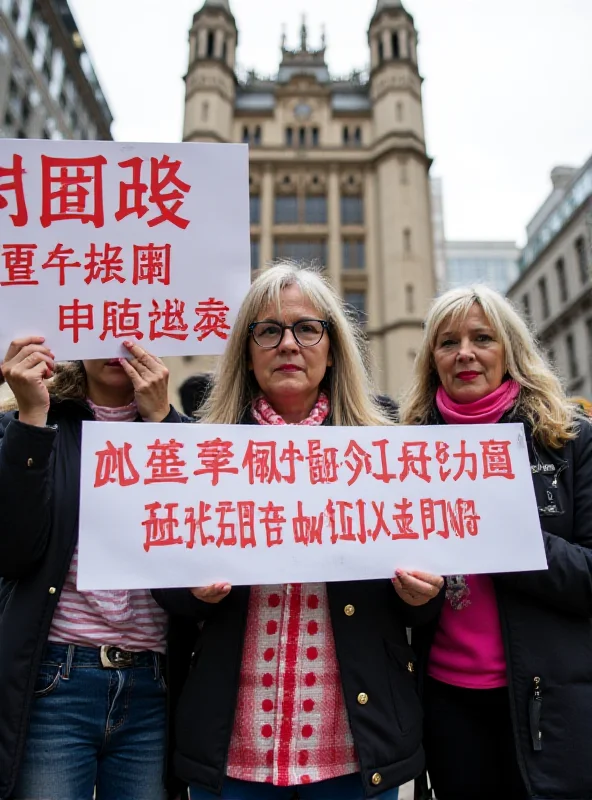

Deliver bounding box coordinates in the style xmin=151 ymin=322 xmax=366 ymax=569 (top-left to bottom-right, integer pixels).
xmin=154 ymin=264 xmax=444 ymax=800
xmin=0 ymin=338 xmax=185 ymax=800
xmin=399 ymin=285 xmax=592 ymax=800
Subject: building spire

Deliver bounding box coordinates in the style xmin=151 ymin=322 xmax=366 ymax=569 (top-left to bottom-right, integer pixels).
xmin=201 ymin=0 xmax=232 ymax=12
xmin=375 ymin=0 xmax=403 ymax=10
xmin=300 ymin=14 xmax=308 ymax=52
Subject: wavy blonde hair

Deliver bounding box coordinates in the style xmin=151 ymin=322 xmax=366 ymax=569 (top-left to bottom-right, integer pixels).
xmin=199 ymin=263 xmax=392 ymax=426
xmin=0 ymin=360 xmax=88 ymax=412
xmin=398 ymin=285 xmax=578 ymax=447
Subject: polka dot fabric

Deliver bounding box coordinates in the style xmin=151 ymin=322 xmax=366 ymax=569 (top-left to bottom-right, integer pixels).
xmin=226 ymin=583 xmax=357 ymax=786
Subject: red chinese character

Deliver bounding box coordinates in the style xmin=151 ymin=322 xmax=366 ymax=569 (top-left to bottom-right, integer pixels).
xmin=144 ymin=438 xmax=188 ymax=484
xmin=59 ymin=300 xmax=94 ymax=343
xmin=149 ymin=299 xmax=189 ymax=341
xmin=367 ymin=500 xmax=392 ymax=541
xmin=331 ymin=500 xmax=357 ymax=544
xmin=279 ymin=441 xmax=304 ymax=484
xmin=116 ymin=155 xmax=191 ymax=229
xmin=0 ymin=243 xmax=38 ymax=286
xmin=40 ymin=155 xmax=107 ymax=228
xmin=371 ymin=439 xmax=397 ymax=483
xmin=0 ymin=154 xmax=28 ymax=226
xmin=142 ymin=502 xmax=183 ymax=552
xmin=259 ymin=501 xmax=285 ymax=547
xmin=480 ymin=440 xmax=515 ymax=479
xmin=420 ymin=499 xmax=449 ymax=540
xmin=194 ymin=438 xmax=239 ymax=486
xmin=42 ymin=243 xmax=80 ymax=286
xmin=392 ymin=498 xmax=419 ymax=540
xmin=100 ymin=298 xmax=144 ymax=341
xmin=452 ymin=440 xmax=478 ymax=481
xmin=94 ymin=440 xmax=140 ymax=487
xmin=215 ymin=501 xmax=237 ymax=548
xmin=242 ymin=441 xmax=283 ymax=485
xmin=307 ymin=440 xmax=339 ymax=485
xmin=292 ymin=500 xmax=324 ymax=546
xmin=194 ymin=298 xmax=230 ymax=341
xmin=458 ymin=499 xmax=481 ymax=536
xmin=84 ymin=243 xmax=125 ymax=285
xmin=435 ymin=441 xmax=451 ymax=481
xmin=133 ymin=244 xmax=171 ymax=285
xmin=185 ymin=502 xmax=214 ymax=548
xmin=398 ymin=442 xmax=432 ymax=483
xmin=343 ymin=440 xmax=372 ymax=486
xmin=237 ymin=501 xmax=257 ymax=548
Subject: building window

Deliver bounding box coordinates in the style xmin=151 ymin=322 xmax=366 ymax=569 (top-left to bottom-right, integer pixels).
xmin=274 ymin=239 xmax=327 ymax=265
xmin=274 ymin=195 xmax=299 ymax=224
xmin=396 ymin=101 xmax=404 ymax=122
xmin=341 ymin=196 xmax=364 ymax=225
xmin=222 ymin=39 xmax=228 ymax=63
xmin=405 ymin=283 xmax=415 ymax=313
xmin=547 ymin=348 xmax=555 ymax=367
xmin=522 ymin=293 xmax=530 ymax=320
xmin=576 ymin=237 xmax=589 ymax=284
xmin=538 ymin=276 xmax=550 ymax=319
xmin=298 ymin=127 xmax=306 ymax=147
xmin=207 ymin=31 xmax=215 ymax=58
xmin=342 ymin=126 xmax=349 ymax=146
xmin=400 ymin=159 xmax=409 ymax=185
xmin=304 ymin=196 xmax=327 ymax=225
xmin=403 ymin=228 xmax=412 ymax=255
xmin=378 ymin=40 xmax=384 ymax=63
xmin=354 ymin=127 xmax=362 ymax=146
xmin=392 ymin=31 xmax=400 ymax=59
xmin=342 ymin=239 xmax=365 ymax=269
xmin=285 ymin=127 xmax=293 ymax=147
xmin=249 ymin=195 xmax=260 ymax=225
xmin=555 ymin=257 xmax=568 ymax=303
xmin=311 ymin=127 xmax=319 ymax=147
xmin=250 ymin=238 xmax=260 ymax=271
xmin=201 ymin=101 xmax=209 ymax=122
xmin=242 ymin=126 xmax=249 ymax=143
xmin=566 ymin=333 xmax=579 ymax=379
xmin=253 ymin=126 xmax=262 ymax=147
xmin=344 ymin=291 xmax=367 ymax=326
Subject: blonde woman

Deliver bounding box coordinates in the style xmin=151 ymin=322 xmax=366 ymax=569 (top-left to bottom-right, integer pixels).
xmin=400 ymin=286 xmax=592 ymax=800
xmin=153 ymin=264 xmax=443 ymax=800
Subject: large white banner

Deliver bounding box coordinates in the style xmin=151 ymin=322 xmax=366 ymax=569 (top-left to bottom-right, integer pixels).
xmin=0 ymin=139 xmax=250 ymax=359
xmin=78 ymin=422 xmax=548 ymax=590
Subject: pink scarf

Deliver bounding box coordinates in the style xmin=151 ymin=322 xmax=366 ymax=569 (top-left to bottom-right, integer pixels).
xmin=251 ymin=392 xmax=330 ymax=426
xmin=436 ymin=380 xmax=521 ymax=425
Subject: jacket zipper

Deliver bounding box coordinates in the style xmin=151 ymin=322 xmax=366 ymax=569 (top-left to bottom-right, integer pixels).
xmin=529 ymin=676 xmax=543 ymax=751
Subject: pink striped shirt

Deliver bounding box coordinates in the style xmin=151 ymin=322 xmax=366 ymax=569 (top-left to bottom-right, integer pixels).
xmin=48 ymin=399 xmax=168 ymax=653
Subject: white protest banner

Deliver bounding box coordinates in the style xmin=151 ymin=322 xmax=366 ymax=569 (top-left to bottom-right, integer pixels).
xmin=0 ymin=139 xmax=250 ymax=359
xmin=77 ymin=422 xmax=547 ymax=590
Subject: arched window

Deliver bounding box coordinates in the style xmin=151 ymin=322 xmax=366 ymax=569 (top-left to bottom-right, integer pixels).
xmin=403 ymin=228 xmax=412 ymax=255
xmin=201 ymin=101 xmax=209 ymax=122
xmin=354 ymin=127 xmax=362 ymax=146
xmin=396 ymin=101 xmax=404 ymax=123
xmin=391 ymin=31 xmax=400 ymax=59
xmin=206 ymin=31 xmax=215 ymax=58
xmin=253 ymin=126 xmax=262 ymax=147
xmin=342 ymin=126 xmax=349 ymax=145
xmin=405 ymin=283 xmax=415 ymax=313
xmin=242 ymin=126 xmax=249 ymax=144
xmin=378 ymin=40 xmax=384 ymax=64
xmin=298 ymin=127 xmax=306 ymax=147
xmin=222 ymin=39 xmax=228 ymax=63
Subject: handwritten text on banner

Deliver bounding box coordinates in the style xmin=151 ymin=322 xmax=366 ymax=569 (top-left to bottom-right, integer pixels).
xmin=0 ymin=139 xmax=250 ymax=359
xmin=77 ymin=423 xmax=548 ymax=590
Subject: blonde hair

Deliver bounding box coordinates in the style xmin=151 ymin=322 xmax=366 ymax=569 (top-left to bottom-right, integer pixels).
xmin=398 ymin=284 xmax=578 ymax=447
xmin=1 ymin=361 xmax=87 ymax=412
xmin=199 ymin=263 xmax=392 ymax=426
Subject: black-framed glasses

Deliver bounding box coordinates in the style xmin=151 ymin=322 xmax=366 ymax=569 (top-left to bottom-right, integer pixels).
xmin=248 ymin=319 xmax=329 ymax=349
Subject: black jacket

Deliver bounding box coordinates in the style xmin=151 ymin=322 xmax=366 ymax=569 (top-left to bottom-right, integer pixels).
xmin=0 ymin=399 xmax=187 ymax=799
xmin=414 ymin=412 xmax=592 ymax=800
xmin=153 ymin=409 xmax=442 ymax=798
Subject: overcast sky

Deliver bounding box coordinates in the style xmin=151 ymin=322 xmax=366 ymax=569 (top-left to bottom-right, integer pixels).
xmin=67 ymin=0 xmax=591 ymax=245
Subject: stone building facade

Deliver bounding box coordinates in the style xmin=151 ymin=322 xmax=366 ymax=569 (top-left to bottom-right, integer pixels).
xmin=167 ymin=0 xmax=436 ymax=406
xmin=508 ymin=157 xmax=592 ymax=399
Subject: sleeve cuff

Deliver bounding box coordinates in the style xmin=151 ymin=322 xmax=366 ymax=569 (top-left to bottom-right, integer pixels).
xmin=3 ymin=418 xmax=57 ymax=469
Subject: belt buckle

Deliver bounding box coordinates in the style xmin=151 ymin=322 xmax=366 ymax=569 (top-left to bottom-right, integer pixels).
xmin=100 ymin=645 xmax=134 ymax=669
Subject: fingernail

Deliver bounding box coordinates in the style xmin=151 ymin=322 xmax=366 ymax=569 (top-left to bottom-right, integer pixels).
xmin=223 ymin=584 xmax=231 ymax=592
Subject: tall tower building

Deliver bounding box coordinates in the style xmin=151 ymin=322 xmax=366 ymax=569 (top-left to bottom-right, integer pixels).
xmin=169 ymin=0 xmax=436 ymax=407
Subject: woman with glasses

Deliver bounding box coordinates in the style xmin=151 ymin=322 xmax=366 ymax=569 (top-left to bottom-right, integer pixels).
xmin=153 ymin=264 xmax=444 ymax=800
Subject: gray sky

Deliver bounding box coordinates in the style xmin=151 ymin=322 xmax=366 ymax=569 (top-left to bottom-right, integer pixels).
xmin=68 ymin=0 xmax=591 ymax=245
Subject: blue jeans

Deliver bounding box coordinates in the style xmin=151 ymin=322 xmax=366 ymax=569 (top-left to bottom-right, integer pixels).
xmin=190 ymin=774 xmax=400 ymax=799
xmin=12 ymin=642 xmax=167 ymax=800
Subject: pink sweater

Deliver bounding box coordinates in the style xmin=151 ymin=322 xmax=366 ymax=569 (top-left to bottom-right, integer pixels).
xmin=428 ymin=381 xmax=521 ymax=689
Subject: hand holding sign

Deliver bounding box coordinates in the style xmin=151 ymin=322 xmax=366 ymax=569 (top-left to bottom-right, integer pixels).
xmin=190 ymin=583 xmax=232 ymax=604
xmin=393 ymin=569 xmax=444 ymax=606
xmin=120 ymin=341 xmax=170 ymax=422
xmin=1 ymin=336 xmax=55 ymax=427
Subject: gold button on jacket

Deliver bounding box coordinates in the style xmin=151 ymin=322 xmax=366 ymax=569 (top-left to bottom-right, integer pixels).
xmin=48 ymin=587 xmax=56 ymax=595
xmin=344 ymin=604 xmax=355 ymax=616
xmin=371 ymin=772 xmax=382 ymax=785
xmin=357 ymin=692 xmax=368 ymax=705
